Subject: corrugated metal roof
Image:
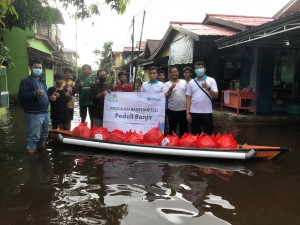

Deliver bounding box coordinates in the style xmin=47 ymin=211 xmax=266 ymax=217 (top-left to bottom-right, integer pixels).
xmin=123 ymin=47 xmax=139 ymax=52
xmin=273 ymin=0 xmax=300 ymax=18
xmin=172 ymin=22 xmax=237 ymax=36
xmin=205 ymin=14 xmax=273 ymax=27
xmin=146 ymin=39 xmax=160 ymax=55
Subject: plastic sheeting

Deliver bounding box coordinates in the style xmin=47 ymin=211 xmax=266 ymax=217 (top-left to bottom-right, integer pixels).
xmin=168 ymin=32 xmax=194 ymax=65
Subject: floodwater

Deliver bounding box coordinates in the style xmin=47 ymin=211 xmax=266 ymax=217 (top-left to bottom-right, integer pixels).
xmin=0 ymin=104 xmax=299 ymax=225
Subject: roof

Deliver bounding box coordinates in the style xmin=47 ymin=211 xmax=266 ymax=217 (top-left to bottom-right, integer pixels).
xmin=61 ymin=47 xmax=76 ymax=53
xmin=145 ymin=39 xmax=160 ymax=55
xmin=136 ymin=41 xmax=146 ymax=50
xmin=216 ymin=11 xmax=300 ymax=49
xmin=273 ymin=0 xmax=300 ymax=18
xmin=123 ymin=47 xmax=140 ymax=52
xmin=203 ymin=14 xmax=273 ymax=27
xmin=33 ymin=33 xmax=57 ymax=51
xmin=172 ymin=22 xmax=237 ymax=36
xmin=149 ymin=22 xmax=236 ymax=60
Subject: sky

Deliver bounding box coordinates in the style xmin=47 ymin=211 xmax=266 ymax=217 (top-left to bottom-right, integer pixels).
xmin=58 ymin=0 xmax=291 ymax=69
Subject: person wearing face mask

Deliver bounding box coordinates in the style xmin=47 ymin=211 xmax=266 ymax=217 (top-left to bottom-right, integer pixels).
xmin=89 ymin=69 xmax=113 ymax=127
xmin=74 ymin=64 xmax=95 ymax=125
xmin=186 ymin=61 xmax=218 ymax=135
xmin=18 ymin=59 xmax=50 ymax=154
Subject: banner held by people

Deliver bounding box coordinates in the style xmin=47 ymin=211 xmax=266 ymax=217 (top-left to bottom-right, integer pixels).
xmin=103 ymin=92 xmax=165 ymax=133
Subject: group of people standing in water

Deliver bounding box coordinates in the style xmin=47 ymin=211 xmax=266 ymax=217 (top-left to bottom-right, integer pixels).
xmin=18 ymin=59 xmax=218 ymax=154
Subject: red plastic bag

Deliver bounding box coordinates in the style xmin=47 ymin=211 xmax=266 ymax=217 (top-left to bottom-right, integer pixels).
xmin=179 ymin=133 xmax=198 ymax=147
xmin=196 ymin=133 xmax=219 ymax=148
xmin=90 ymin=126 xmax=109 ymax=140
xmin=216 ymin=133 xmax=238 ymax=148
xmin=162 ymin=132 xmax=180 ymax=146
xmin=126 ymin=131 xmax=144 ymax=144
xmin=109 ymin=129 xmax=126 ymax=142
xmin=143 ymin=128 xmax=164 ymax=145
xmin=72 ymin=122 xmax=90 ymax=138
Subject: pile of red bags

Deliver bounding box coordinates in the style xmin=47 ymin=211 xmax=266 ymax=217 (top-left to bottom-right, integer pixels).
xmin=72 ymin=123 xmax=238 ymax=149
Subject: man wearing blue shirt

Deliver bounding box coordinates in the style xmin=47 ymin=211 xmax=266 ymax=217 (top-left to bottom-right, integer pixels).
xmin=18 ymin=59 xmax=49 ymax=154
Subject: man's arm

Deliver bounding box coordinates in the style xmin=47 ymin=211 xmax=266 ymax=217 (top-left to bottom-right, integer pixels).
xmin=18 ymin=79 xmax=36 ymax=102
xmin=186 ymin=95 xmax=192 ymax=122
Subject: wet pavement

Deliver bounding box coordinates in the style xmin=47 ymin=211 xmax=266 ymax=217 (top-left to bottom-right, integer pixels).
xmin=0 ymin=104 xmax=299 ymax=225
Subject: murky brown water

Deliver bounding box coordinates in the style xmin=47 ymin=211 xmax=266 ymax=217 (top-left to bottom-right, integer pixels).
xmin=0 ymin=104 xmax=299 ymax=225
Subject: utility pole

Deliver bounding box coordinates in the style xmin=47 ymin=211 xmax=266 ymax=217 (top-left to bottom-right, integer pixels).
xmin=130 ymin=16 xmax=134 ymax=83
xmin=75 ymin=14 xmax=78 ymax=78
xmin=134 ymin=10 xmax=146 ymax=90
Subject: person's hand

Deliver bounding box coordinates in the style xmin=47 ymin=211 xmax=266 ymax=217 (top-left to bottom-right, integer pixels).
xmin=49 ymin=95 xmax=57 ymax=101
xmin=65 ymin=91 xmax=70 ymax=98
xmin=201 ymin=81 xmax=209 ymax=89
xmin=37 ymin=88 xmax=44 ymax=96
xmin=186 ymin=113 xmax=192 ymax=122
xmin=77 ymin=81 xmax=84 ymax=87
xmin=97 ymin=92 xmax=105 ymax=98
xmin=171 ymin=83 xmax=176 ymax=89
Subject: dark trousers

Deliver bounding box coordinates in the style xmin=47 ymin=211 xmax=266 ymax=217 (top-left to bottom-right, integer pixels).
xmin=190 ymin=113 xmax=213 ymax=135
xmin=79 ymin=105 xmax=92 ymax=123
xmin=167 ymin=109 xmax=188 ymax=137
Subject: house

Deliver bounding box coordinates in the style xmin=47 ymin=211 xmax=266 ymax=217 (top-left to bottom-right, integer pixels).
xmin=136 ymin=0 xmax=300 ymax=114
xmin=121 ymin=41 xmax=146 ymax=82
xmin=216 ymin=1 xmax=300 ymax=114
xmin=3 ymin=23 xmax=70 ymax=102
xmin=61 ymin=47 xmax=78 ymax=68
xmin=142 ymin=21 xmax=238 ymax=83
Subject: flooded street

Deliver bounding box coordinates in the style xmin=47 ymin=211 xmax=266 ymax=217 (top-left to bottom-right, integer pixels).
xmin=0 ymin=104 xmax=299 ymax=225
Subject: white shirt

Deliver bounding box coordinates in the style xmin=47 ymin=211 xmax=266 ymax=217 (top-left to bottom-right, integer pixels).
xmin=141 ymin=80 xmax=167 ymax=93
xmin=165 ymin=79 xmax=187 ymax=111
xmin=186 ymin=76 xmax=218 ymax=113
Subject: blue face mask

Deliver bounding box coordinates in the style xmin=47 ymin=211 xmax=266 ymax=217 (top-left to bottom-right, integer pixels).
xmin=195 ymin=68 xmax=205 ymax=77
xmin=32 ymin=68 xmax=43 ymax=76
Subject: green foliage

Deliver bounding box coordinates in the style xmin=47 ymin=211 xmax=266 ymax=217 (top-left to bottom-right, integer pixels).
xmin=0 ymin=41 xmax=14 ymax=67
xmin=0 ymin=0 xmax=18 ymax=28
xmin=99 ymin=41 xmax=113 ymax=73
xmin=3 ymin=1 xmax=64 ymax=30
xmin=134 ymin=66 xmax=144 ymax=91
xmin=60 ymin=0 xmax=130 ymax=19
xmin=0 ymin=0 xmax=130 ymax=68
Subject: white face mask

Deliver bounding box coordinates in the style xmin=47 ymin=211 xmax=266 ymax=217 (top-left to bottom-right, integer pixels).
xmin=32 ymin=68 xmax=43 ymax=76
xmin=195 ymin=68 xmax=205 ymax=77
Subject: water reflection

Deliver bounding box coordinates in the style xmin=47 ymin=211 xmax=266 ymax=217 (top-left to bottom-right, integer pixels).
xmin=0 ymin=105 xmax=299 ymax=224
xmin=49 ymin=151 xmax=253 ymax=224
xmin=1 ymin=149 xmax=54 ymax=224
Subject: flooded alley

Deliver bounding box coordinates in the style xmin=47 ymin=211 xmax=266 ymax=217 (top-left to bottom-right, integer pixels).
xmin=0 ymin=104 xmax=299 ymax=225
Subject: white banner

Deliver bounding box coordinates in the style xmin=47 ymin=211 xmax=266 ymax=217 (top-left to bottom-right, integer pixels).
xmin=103 ymin=92 xmax=166 ymax=133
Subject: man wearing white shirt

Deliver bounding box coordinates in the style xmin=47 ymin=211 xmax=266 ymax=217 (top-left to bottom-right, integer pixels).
xmin=165 ymin=66 xmax=188 ymax=137
xmin=186 ymin=61 xmax=218 ymax=135
xmin=141 ymin=66 xmax=167 ymax=93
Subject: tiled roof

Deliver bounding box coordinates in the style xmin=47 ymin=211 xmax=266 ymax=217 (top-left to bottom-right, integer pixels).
xmin=204 ymin=14 xmax=273 ymax=27
xmin=172 ymin=22 xmax=237 ymax=36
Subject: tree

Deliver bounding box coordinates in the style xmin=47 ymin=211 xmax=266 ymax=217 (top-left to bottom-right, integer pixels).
xmin=0 ymin=0 xmax=130 ymax=66
xmin=99 ymin=41 xmax=113 ymax=73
